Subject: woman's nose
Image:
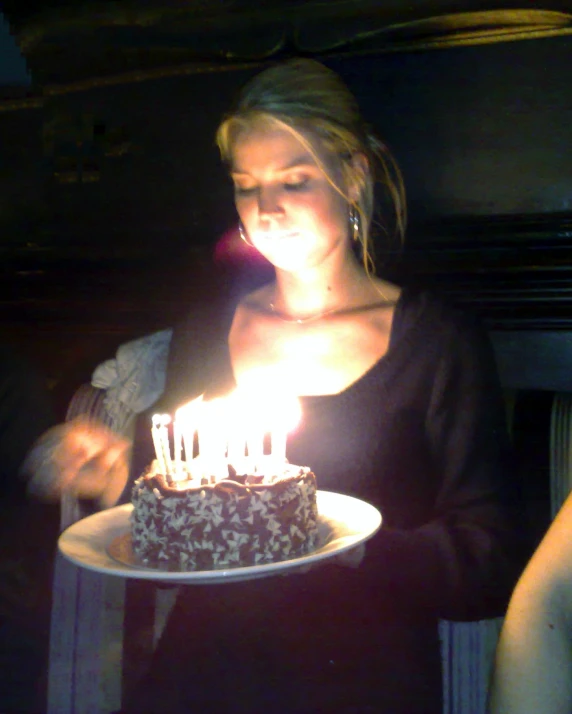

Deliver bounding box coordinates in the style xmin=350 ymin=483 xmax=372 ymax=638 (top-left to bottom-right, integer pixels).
xmin=257 ymin=186 xmax=284 ymax=217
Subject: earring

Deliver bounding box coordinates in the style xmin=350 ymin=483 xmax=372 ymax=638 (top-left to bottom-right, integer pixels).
xmin=349 ymin=205 xmax=361 ymax=243
xmin=238 ymin=221 xmax=254 ymax=247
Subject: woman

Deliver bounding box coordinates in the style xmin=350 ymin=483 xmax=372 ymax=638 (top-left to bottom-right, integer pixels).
xmin=27 ymin=59 xmax=528 ymax=713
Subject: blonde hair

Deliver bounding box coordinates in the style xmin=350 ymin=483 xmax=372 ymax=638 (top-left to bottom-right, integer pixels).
xmin=216 ymin=58 xmax=406 ymax=273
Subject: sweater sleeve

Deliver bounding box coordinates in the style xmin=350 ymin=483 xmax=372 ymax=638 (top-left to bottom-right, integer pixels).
xmin=359 ymin=305 xmax=531 ymax=621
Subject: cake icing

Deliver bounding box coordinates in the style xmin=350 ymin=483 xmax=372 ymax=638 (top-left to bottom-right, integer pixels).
xmin=131 ymin=462 xmax=319 ymax=571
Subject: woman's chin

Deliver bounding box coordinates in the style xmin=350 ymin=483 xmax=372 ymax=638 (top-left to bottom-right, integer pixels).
xmin=263 ymin=255 xmax=314 ymax=273
xmin=252 ymin=234 xmax=316 ymax=269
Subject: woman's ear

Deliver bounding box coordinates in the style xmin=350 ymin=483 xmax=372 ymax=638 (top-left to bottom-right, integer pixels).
xmin=347 ymin=152 xmax=369 ymax=202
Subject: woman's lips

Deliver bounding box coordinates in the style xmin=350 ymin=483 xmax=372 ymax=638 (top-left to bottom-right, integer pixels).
xmin=257 ymin=230 xmax=298 ymax=240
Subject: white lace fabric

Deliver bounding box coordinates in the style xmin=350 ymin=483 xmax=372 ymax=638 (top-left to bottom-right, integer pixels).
xmin=91 ymin=328 xmax=173 ymax=433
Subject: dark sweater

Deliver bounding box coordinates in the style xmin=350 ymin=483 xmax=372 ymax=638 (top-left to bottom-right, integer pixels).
xmin=126 ymin=286 xmax=529 ymax=714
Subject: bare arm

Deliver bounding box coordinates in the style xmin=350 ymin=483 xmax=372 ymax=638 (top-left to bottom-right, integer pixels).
xmin=489 ymin=490 xmax=572 ymax=714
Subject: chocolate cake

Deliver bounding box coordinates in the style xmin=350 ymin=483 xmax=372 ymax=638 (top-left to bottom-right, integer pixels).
xmin=130 ymin=462 xmax=319 ymax=571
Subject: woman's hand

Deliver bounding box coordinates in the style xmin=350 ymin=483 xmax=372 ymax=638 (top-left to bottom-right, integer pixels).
xmin=22 ymin=418 xmax=131 ymax=510
xmin=282 ymin=543 xmax=366 ymax=577
xmin=335 ymin=542 xmax=366 ymax=569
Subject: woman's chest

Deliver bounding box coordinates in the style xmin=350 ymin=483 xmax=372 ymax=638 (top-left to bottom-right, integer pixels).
xmin=288 ymin=386 xmax=436 ymax=527
xmin=229 ymin=313 xmax=393 ymax=397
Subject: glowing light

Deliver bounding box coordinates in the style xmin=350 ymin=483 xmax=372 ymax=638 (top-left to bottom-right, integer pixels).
xmin=197 ymin=398 xmax=227 ymax=479
xmin=151 ymin=413 xmax=171 ymax=476
xmin=231 ymin=384 xmax=301 ymax=470
xmin=173 ymin=395 xmax=203 ymax=480
xmin=153 ymin=382 xmax=302 ymax=481
xmin=270 ymin=394 xmax=301 ymax=463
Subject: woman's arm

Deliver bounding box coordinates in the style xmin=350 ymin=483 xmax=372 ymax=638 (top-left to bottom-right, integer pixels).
xmin=357 ymin=301 xmax=531 ymax=619
xmin=489 ymin=490 xmax=572 ymax=714
xmin=23 ymin=328 xmax=174 ymax=510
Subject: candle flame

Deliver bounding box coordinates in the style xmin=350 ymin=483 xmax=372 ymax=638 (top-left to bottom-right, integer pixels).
xmin=231 ymin=386 xmax=301 ymax=434
xmin=175 ymin=394 xmax=203 ymax=420
xmin=155 ymin=382 xmax=302 ymax=479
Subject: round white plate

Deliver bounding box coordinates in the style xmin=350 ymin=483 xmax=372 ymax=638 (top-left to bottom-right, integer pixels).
xmin=58 ymin=490 xmax=382 ymax=585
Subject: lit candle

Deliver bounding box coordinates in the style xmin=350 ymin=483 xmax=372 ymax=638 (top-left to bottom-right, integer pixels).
xmin=153 ymin=386 xmax=302 ymax=484
xmin=198 ymin=398 xmax=227 ymax=480
xmin=173 ymin=415 xmax=183 ymax=478
xmin=151 ymin=414 xmax=168 ymax=475
xmin=229 ymin=385 xmax=302 ymax=473
xmin=158 ymin=414 xmax=172 ymax=476
xmin=247 ymin=430 xmax=264 ymax=472
xmin=271 ymin=429 xmax=287 ymax=465
xmin=197 ymin=400 xmax=211 ymax=473
xmin=174 ymin=395 xmax=203 ymax=480
xmin=242 ymin=400 xmax=265 ymax=473
xmin=270 ymin=396 xmax=301 ymax=463
xmin=232 ymin=375 xmax=270 ymax=472
xmin=226 ymin=391 xmax=247 ymax=468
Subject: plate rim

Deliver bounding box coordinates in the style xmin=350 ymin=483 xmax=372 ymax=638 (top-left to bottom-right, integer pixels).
xmin=58 ymin=490 xmax=382 ymax=584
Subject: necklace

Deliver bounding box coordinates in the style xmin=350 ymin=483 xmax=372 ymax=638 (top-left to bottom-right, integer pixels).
xmin=269 ymin=302 xmax=350 ymax=324
xmin=268 ymin=278 xmax=391 ymax=325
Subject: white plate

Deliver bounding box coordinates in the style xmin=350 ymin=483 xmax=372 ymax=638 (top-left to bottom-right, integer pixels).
xmin=58 ymin=490 xmax=382 ymax=585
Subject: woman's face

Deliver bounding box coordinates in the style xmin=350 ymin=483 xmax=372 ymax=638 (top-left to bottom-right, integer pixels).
xmin=230 ymin=123 xmax=352 ymax=274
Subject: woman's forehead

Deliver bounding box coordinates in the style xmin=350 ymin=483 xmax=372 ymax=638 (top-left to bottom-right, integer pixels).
xmin=230 ymin=124 xmax=330 ymax=175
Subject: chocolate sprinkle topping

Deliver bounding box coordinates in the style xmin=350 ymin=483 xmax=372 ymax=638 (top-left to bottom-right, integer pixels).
xmin=130 ymin=464 xmax=319 ymax=572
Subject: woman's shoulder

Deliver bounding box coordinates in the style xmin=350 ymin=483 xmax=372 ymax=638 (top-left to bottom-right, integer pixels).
xmin=393 ymin=285 xmax=490 ymax=358
xmin=399 ymin=285 xmax=482 ymax=329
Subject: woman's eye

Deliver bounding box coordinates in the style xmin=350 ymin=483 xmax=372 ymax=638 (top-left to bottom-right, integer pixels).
xmin=284 ymin=178 xmax=309 ymax=192
xmin=234 ymin=185 xmax=257 ymax=196
xmin=234 ymin=178 xmax=309 ymax=195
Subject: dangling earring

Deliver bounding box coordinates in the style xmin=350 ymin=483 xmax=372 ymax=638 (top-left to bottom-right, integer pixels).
xmin=238 ymin=221 xmax=254 ymax=247
xmin=349 ymin=205 xmax=361 ymax=243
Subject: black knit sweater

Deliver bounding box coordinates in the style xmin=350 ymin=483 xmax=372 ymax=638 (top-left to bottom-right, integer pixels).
xmin=126 ymin=286 xmax=530 ymax=714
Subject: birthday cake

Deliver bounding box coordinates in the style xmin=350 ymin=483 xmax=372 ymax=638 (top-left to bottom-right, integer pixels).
xmin=130 ymin=462 xmax=319 ymax=571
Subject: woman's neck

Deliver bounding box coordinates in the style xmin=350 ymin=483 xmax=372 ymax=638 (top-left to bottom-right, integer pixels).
xmin=271 ymin=256 xmax=377 ymax=321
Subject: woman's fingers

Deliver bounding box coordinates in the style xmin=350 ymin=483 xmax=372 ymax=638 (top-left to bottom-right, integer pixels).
xmin=73 ymin=438 xmax=131 ymax=505
xmin=98 ymin=448 xmax=131 ymax=509
xmin=280 ymin=543 xmax=367 ymax=578
xmin=24 ymin=418 xmax=131 ymax=503
xmin=24 ymin=428 xmax=71 ymax=499
xmin=335 ymin=543 xmax=366 ymax=568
